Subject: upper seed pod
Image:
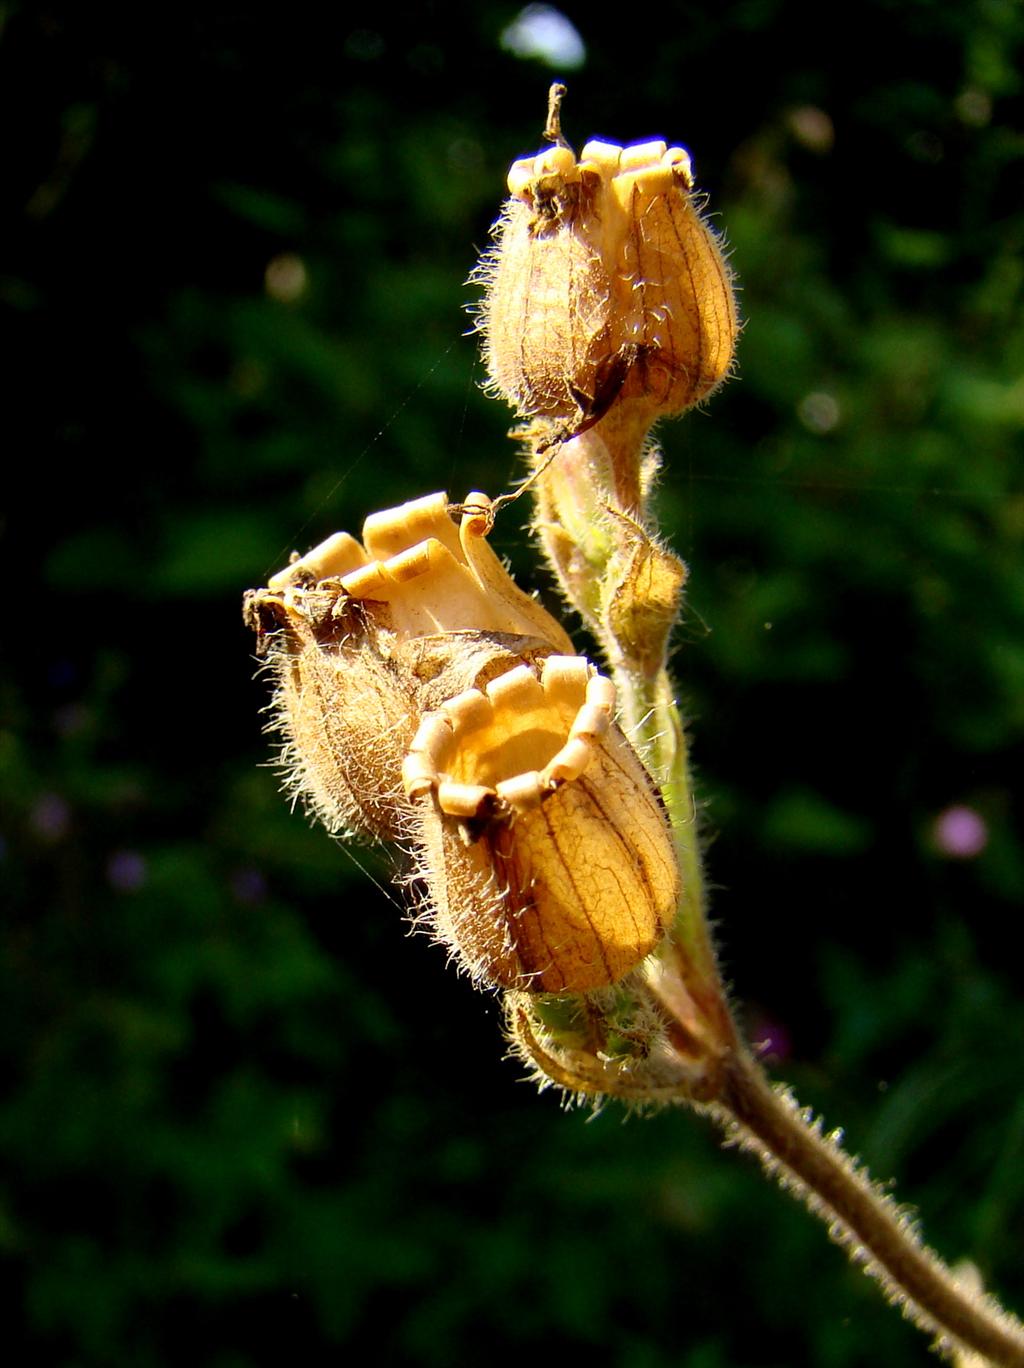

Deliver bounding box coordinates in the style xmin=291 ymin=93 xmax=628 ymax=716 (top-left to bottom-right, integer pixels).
xmin=472 ymin=87 xmax=738 ymax=436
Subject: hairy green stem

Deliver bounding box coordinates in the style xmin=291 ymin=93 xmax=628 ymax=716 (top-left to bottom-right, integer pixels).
xmin=642 ymin=591 xmax=1024 ymax=1365
xmin=623 ymin=663 xmax=715 ymax=984
xmin=711 ymin=1050 xmax=1024 ymax=1366
xmin=527 ymin=417 xmax=1024 ymax=1363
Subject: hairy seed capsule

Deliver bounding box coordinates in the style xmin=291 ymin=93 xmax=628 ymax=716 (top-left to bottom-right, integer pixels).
xmin=473 ymin=134 xmax=738 ymax=433
xmin=246 ymin=581 xmax=415 ymax=841
xmin=245 ymin=491 xmax=679 ymax=992
xmin=243 ymin=491 xmax=572 ymax=841
xmin=407 ymin=653 xmax=679 ymax=992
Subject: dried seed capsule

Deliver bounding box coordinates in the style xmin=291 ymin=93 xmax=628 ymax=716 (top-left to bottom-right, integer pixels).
xmin=408 ymin=654 xmax=679 ymax=993
xmin=245 ymin=490 xmax=680 ymax=993
xmin=255 ymin=590 xmax=415 ymax=841
xmin=473 ymin=118 xmax=738 ymax=435
xmin=244 ymin=492 xmax=571 ymax=841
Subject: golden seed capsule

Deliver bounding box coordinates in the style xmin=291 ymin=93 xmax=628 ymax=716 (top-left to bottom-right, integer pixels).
xmin=473 ymin=130 xmax=738 ymax=433
xmin=408 ymin=654 xmax=679 ymax=993
xmin=245 ymin=491 xmax=680 ymax=993
xmin=244 ymin=491 xmax=571 ymax=841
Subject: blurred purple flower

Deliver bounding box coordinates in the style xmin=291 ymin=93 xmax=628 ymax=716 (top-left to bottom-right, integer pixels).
xmin=752 ymin=1014 xmax=792 ymax=1064
xmin=932 ymin=804 xmax=988 ymax=859
xmin=107 ymin=849 xmax=147 ymax=892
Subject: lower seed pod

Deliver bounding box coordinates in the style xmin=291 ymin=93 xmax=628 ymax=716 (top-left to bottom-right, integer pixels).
xmin=245 ymin=490 xmax=680 ymax=995
xmin=407 ymin=654 xmax=679 ymax=992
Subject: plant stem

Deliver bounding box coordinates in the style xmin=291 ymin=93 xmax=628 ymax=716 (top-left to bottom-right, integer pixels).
xmin=526 ymin=418 xmax=1024 ymax=1364
xmin=627 ymin=666 xmax=718 ymax=990
xmin=641 ymin=665 xmax=1024 ymax=1365
xmin=709 ymin=1048 xmax=1024 ymax=1366
xmin=619 ymin=548 xmax=1024 ymax=1368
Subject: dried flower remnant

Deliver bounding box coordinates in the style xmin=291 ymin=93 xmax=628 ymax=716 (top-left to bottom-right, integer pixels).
xmin=244 ymin=491 xmax=677 ymax=992
xmin=472 ymin=85 xmax=738 ymax=441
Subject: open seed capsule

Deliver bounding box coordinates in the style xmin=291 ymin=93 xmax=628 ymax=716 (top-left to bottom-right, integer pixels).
xmin=245 ymin=491 xmax=679 ymax=993
xmin=407 ymin=655 xmax=679 ymax=992
xmin=243 ymin=491 xmax=572 ymax=841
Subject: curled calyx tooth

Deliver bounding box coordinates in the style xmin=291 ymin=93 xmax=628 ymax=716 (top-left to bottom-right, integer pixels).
xmin=405 ymin=654 xmax=679 ymax=994
xmin=471 ymin=88 xmax=738 ymax=436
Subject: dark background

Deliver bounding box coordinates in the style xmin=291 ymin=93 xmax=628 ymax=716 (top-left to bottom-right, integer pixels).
xmin=2 ymin=2 xmax=1023 ymax=1363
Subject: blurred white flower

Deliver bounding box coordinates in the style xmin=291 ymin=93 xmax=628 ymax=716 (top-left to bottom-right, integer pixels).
xmin=500 ymin=6 xmax=585 ymax=70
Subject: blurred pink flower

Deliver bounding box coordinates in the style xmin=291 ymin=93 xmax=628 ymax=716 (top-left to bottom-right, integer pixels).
xmin=932 ymin=805 xmax=988 ymax=859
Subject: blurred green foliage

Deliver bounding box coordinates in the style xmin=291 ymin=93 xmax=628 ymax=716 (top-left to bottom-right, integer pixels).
xmin=2 ymin=1 xmax=1023 ymax=1363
